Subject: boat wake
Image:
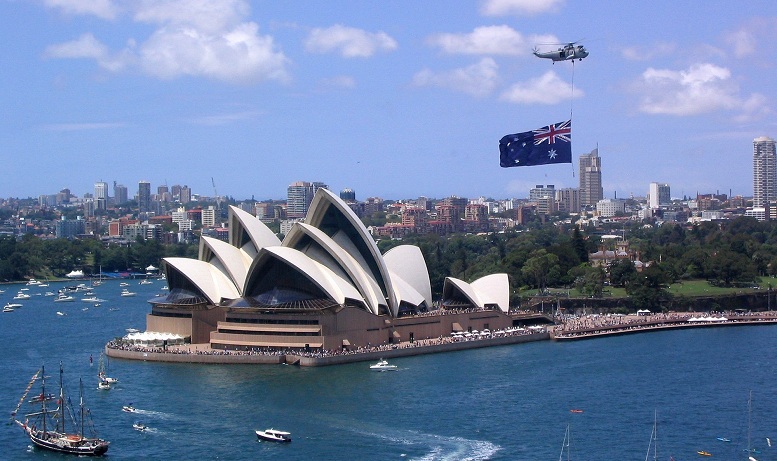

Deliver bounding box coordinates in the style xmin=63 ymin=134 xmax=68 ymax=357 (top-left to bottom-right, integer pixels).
xmin=133 ymin=409 xmax=179 ymax=420
xmin=357 ymin=428 xmax=500 ymax=461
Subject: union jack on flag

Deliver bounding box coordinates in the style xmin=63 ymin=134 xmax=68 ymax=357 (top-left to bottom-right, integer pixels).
xmin=533 ymin=119 xmax=571 ymax=145
xmin=499 ymin=119 xmax=572 ymax=168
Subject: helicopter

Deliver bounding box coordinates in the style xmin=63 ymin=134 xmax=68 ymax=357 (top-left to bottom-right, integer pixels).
xmin=533 ymin=41 xmax=589 ymax=63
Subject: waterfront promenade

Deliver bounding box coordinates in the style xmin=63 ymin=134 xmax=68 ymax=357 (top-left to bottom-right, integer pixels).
xmin=106 ymin=327 xmax=550 ymax=366
xmin=551 ymin=311 xmax=777 ymax=340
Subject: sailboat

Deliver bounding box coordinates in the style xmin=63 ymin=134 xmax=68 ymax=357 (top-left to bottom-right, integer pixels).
xmin=747 ymin=391 xmax=758 ymax=461
xmin=11 ymin=363 xmax=110 ymax=456
xmin=97 ymin=353 xmax=118 ymax=385
xmin=645 ymin=410 xmax=657 ymax=461
xmin=558 ymin=424 xmax=571 ymax=461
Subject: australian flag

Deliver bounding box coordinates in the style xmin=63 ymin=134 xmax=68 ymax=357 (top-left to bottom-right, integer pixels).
xmin=499 ymin=120 xmax=572 ymax=168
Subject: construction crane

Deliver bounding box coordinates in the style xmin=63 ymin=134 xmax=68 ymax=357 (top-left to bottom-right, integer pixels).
xmin=211 ymin=177 xmax=220 ymax=213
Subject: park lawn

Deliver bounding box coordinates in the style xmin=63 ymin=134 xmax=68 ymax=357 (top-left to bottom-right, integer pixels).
xmin=537 ymin=278 xmax=774 ymax=300
xmin=666 ymin=279 xmax=768 ymax=296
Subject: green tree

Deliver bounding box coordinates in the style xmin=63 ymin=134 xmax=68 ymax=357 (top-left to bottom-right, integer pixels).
xmin=522 ymin=249 xmax=560 ymax=293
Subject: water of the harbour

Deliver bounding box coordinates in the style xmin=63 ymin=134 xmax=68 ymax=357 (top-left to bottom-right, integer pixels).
xmin=2 ymin=279 xmax=776 ymax=460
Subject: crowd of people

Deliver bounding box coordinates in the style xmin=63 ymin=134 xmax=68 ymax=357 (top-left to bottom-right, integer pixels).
xmin=105 ymin=324 xmax=548 ymax=361
xmin=552 ymin=311 xmax=777 ymax=339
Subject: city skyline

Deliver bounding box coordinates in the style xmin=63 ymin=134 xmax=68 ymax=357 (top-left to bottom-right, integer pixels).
xmin=2 ymin=1 xmax=776 ymax=200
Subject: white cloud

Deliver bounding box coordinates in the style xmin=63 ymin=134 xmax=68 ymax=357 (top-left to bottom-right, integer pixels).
xmin=723 ymin=18 xmax=777 ymax=58
xmin=140 ymin=22 xmax=290 ymax=83
xmin=45 ymin=33 xmax=107 ymax=60
xmin=427 ymin=25 xmax=557 ymax=56
xmin=44 ymin=0 xmax=118 ymax=20
xmin=412 ymin=58 xmax=499 ymax=97
xmin=133 ymin=0 xmax=249 ymax=33
xmin=305 ymin=25 xmax=397 ymax=58
xmin=500 ymin=71 xmax=581 ymax=104
xmin=621 ymin=42 xmax=676 ymax=61
xmin=633 ymin=63 xmax=765 ymax=117
xmin=44 ymin=33 xmax=131 ymax=72
xmin=480 ymin=0 xmax=564 ymax=16
xmin=43 ymin=1 xmax=290 ymax=84
xmin=43 ymin=122 xmax=125 ymax=131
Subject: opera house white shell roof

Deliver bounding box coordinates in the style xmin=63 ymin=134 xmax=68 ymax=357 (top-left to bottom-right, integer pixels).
xmin=159 ymin=189 xmax=436 ymax=317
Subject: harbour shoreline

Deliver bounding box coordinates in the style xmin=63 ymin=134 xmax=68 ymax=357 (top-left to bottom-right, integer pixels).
xmin=105 ymin=331 xmax=550 ymax=366
xmin=105 ymin=311 xmax=777 ymax=366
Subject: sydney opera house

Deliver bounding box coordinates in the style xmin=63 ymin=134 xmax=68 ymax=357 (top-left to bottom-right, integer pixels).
xmin=145 ymin=189 xmax=515 ymax=352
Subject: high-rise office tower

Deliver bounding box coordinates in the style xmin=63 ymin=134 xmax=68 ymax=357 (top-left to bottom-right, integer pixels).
xmin=114 ymin=183 xmax=128 ymax=205
xmin=753 ymin=136 xmax=777 ymax=208
xmin=179 ymin=186 xmax=192 ymax=204
xmin=138 ymin=180 xmax=151 ymax=213
xmin=94 ymin=181 xmax=108 ymax=210
xmin=648 ymin=182 xmax=671 ymax=208
xmin=287 ymin=181 xmax=328 ymax=218
xmin=579 ymin=148 xmax=603 ymax=209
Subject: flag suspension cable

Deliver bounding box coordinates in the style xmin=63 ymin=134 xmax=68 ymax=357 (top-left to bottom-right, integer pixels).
xmin=570 ymin=61 xmax=576 ymax=177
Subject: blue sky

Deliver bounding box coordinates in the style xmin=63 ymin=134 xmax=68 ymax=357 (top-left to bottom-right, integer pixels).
xmin=1 ymin=0 xmax=775 ymax=202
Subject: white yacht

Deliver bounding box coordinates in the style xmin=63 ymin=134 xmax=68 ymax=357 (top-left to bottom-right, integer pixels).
xmin=54 ymin=293 xmax=75 ymax=302
xmin=369 ymin=359 xmax=397 ymax=371
xmin=255 ymin=428 xmax=292 ymax=443
xmin=120 ymin=289 xmax=136 ymax=297
xmin=13 ymin=292 xmax=31 ymax=300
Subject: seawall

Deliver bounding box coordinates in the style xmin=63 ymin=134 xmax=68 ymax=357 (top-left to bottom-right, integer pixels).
xmin=105 ymin=332 xmax=550 ymax=367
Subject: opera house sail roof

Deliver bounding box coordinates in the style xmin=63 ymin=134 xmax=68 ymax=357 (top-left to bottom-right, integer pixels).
xmin=156 ymin=189 xmax=435 ymax=317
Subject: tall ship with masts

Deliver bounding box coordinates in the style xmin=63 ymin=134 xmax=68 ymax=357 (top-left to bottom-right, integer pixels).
xmin=11 ymin=363 xmax=110 ymax=456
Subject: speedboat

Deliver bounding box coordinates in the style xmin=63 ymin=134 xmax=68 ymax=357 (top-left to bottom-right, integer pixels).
xmin=5 ymin=302 xmax=22 ymax=309
xmin=120 ymin=282 xmax=129 ymax=287
xmin=120 ymin=289 xmax=136 ymax=297
xmin=369 ymin=359 xmax=397 ymax=371
xmin=255 ymin=428 xmax=292 ymax=443
xmin=54 ymin=293 xmax=75 ymax=302
xmin=26 ymin=279 xmax=42 ymax=285
xmin=133 ymin=422 xmax=147 ymax=432
xmin=139 ymin=279 xmax=152 ymax=285
xmin=13 ymin=292 xmax=31 ymax=300
xmin=122 ymin=405 xmax=137 ymax=413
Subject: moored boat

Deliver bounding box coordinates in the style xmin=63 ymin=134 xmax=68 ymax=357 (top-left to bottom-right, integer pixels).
xmin=12 ymin=364 xmax=110 ymax=456
xmin=255 ymin=428 xmax=292 ymax=443
xmin=120 ymin=289 xmax=136 ymax=297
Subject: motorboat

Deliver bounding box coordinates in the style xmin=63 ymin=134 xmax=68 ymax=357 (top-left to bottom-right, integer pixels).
xmin=81 ymin=297 xmax=105 ymax=303
xmin=56 ymin=311 xmax=66 ymax=316
xmin=13 ymin=292 xmax=31 ymax=300
xmin=369 ymin=359 xmax=397 ymax=371
xmin=126 ymin=328 xmax=140 ymax=333
xmin=120 ymin=289 xmax=136 ymax=297
xmin=97 ymin=380 xmax=111 ymax=390
xmin=53 ymin=293 xmax=75 ymax=302
xmin=139 ymin=279 xmax=152 ymax=285
xmin=133 ymin=422 xmax=147 ymax=432
xmin=26 ymin=279 xmax=42 ymax=286
xmin=255 ymin=428 xmax=292 ymax=443
xmin=5 ymin=302 xmax=22 ymax=309
xmin=120 ymin=282 xmax=129 ymax=287
xmin=122 ymin=405 xmax=136 ymax=413
xmin=697 ymin=451 xmax=712 ymax=456
xmin=3 ymin=306 xmax=15 ymax=313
